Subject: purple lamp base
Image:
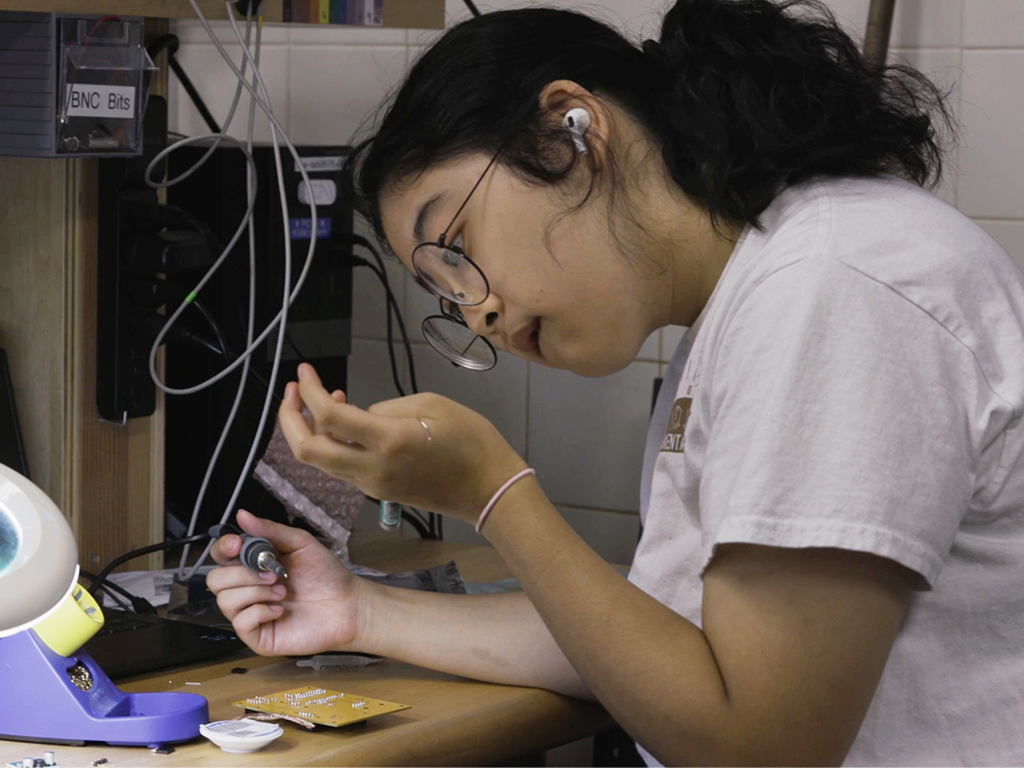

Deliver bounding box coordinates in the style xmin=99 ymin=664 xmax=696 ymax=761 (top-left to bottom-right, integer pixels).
xmin=0 ymin=629 xmax=208 ymax=748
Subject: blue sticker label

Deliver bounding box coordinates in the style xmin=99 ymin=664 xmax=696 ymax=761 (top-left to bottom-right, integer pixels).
xmin=289 ymin=217 xmax=332 ymax=240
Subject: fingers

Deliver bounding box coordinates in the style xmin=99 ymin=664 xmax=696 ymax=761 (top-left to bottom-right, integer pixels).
xmin=207 ymin=542 xmax=288 ymax=634
xmin=213 ymin=579 xmax=287 ymax=621
xmin=278 ymin=381 xmax=373 ymax=477
xmin=278 ymin=414 xmax=369 ymax=479
xmin=234 ymin=509 xmax=315 ymax=557
xmin=205 ymin=536 xmax=288 ymax=626
xmin=294 ymin=363 xmax=380 ymax=446
xmin=211 ymin=508 xmax=321 ymax=571
xmin=210 ymin=532 xmax=241 ymax=566
xmin=233 ymin=602 xmax=285 ymax=639
xmin=210 ymin=509 xmax=314 ymax=564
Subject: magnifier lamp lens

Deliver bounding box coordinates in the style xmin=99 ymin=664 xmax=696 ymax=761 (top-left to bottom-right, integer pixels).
xmin=0 ymin=507 xmax=17 ymax=576
xmin=422 ymin=316 xmax=497 ymax=371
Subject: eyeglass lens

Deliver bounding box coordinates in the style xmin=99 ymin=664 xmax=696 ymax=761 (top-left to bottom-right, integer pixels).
xmin=413 ymin=242 xmax=489 ymax=306
xmin=422 ymin=315 xmax=497 ymax=371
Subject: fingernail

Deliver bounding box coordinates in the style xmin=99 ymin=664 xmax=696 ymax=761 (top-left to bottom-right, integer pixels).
xmin=259 ymin=571 xmax=275 ymax=582
xmin=272 ymin=585 xmax=287 ymax=596
xmin=297 ymin=363 xmax=306 ymax=379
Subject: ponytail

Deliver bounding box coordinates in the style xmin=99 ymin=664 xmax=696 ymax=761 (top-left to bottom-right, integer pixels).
xmin=641 ymin=0 xmax=952 ymax=228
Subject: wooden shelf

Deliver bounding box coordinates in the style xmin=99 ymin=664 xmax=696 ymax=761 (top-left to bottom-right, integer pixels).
xmin=0 ymin=0 xmax=444 ymax=27
xmin=0 ymin=1 xmax=284 ymax=21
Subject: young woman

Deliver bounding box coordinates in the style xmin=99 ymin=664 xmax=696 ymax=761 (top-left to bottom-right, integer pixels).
xmin=207 ymin=0 xmax=1024 ymax=763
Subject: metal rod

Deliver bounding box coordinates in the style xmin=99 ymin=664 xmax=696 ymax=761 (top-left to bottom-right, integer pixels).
xmin=863 ymin=0 xmax=897 ymax=72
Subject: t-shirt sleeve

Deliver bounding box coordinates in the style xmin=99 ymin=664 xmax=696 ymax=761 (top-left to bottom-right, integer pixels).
xmin=698 ymin=256 xmax=989 ymax=588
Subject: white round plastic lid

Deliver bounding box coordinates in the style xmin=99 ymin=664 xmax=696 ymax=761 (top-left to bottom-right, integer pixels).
xmin=0 ymin=463 xmax=78 ymax=637
xmin=200 ymin=720 xmax=284 ymax=754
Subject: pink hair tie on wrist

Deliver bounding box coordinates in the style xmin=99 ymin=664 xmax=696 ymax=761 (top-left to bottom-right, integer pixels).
xmin=475 ymin=468 xmax=536 ymax=534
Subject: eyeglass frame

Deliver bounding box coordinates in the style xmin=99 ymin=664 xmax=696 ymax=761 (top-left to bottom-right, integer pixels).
xmin=425 ymin=296 xmax=498 ymax=370
xmin=410 ymin=146 xmax=506 ymax=306
xmin=412 ymin=146 xmax=505 ymax=370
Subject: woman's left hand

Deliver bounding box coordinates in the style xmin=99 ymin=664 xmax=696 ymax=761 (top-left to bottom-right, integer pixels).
xmin=278 ymin=363 xmax=528 ymax=523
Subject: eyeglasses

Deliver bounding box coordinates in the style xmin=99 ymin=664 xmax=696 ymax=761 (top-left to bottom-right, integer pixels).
xmin=412 ymin=149 xmax=503 ymax=371
xmin=421 ymin=297 xmax=497 ymax=371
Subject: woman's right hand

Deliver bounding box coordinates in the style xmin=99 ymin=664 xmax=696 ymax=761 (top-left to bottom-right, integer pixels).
xmin=206 ymin=509 xmax=365 ymax=657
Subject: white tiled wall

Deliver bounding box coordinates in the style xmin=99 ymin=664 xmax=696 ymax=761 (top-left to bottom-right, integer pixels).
xmin=169 ymin=0 xmax=1024 ymax=564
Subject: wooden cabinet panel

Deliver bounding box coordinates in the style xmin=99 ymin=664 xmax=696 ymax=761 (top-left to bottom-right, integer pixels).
xmin=0 ymin=156 xmax=164 ymax=571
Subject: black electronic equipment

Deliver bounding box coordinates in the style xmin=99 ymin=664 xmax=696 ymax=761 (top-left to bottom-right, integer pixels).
xmin=0 ymin=348 xmax=29 ymax=477
xmin=162 ymin=143 xmax=354 ymax=534
xmin=95 ymin=95 xmax=171 ymax=422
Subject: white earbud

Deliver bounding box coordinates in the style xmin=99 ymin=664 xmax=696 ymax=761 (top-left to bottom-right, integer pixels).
xmin=561 ymin=107 xmax=591 ymax=154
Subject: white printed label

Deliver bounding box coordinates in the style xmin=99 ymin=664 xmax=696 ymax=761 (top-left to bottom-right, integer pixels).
xmin=295 ymin=156 xmax=344 ymax=173
xmin=65 ymin=84 xmax=136 ymax=118
xmin=297 ymin=179 xmax=337 ymax=206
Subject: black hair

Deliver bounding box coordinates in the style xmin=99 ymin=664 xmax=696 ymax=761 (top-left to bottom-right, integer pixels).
xmin=343 ymin=0 xmax=954 ymax=250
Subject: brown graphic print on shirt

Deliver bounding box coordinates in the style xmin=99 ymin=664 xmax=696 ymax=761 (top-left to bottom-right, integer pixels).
xmin=660 ymin=397 xmax=691 ymax=453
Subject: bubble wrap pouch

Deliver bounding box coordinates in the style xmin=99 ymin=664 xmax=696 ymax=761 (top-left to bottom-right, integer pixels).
xmin=254 ymin=419 xmax=365 ymax=565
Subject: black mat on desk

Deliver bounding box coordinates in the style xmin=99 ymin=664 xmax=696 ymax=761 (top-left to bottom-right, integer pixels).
xmin=81 ymin=610 xmax=246 ymax=680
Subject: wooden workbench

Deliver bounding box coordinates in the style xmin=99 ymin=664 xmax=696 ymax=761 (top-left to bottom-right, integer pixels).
xmin=0 ymin=534 xmax=614 ymax=767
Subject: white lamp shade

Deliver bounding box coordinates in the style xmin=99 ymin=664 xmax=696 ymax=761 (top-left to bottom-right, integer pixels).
xmin=0 ymin=462 xmax=79 ymax=637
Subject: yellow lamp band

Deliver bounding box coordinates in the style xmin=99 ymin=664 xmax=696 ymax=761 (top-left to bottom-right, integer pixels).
xmin=32 ymin=578 xmax=105 ymax=657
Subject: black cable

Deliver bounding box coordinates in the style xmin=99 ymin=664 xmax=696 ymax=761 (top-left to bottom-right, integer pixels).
xmin=201 ymin=276 xmax=446 ymax=540
xmin=88 ymin=532 xmax=211 ymax=599
xmin=192 ymin=299 xmax=234 ymax=361
xmin=342 ymin=235 xmax=420 ymax=393
xmin=191 ymin=303 xmax=439 ymax=543
xmin=348 ymin=254 xmax=413 ymax=398
xmin=190 ymin=298 xmax=292 ymax=413
xmin=462 ymin=0 xmax=482 ymax=17
xmin=330 ymin=236 xmax=415 ymax=395
xmin=126 ymin=201 xmax=317 ymax=360
xmin=146 ymin=33 xmax=178 ymax=60
xmin=169 ymin=53 xmax=224 ymax=133
xmin=156 ymin=209 xmax=308 ymax=363
xmin=167 ymin=224 xmax=437 ymax=539
xmin=418 ymin=506 xmax=441 ymax=540
xmin=83 ymin=571 xmax=145 ymax=606
xmin=80 ymin=570 xmax=158 ymax=615
xmin=147 ymin=34 xmax=223 ymax=135
xmin=178 ymin=326 xmax=224 ymax=356
xmin=162 ymin=204 xmax=225 ymax=257
xmin=346 ymin=240 xmax=438 ymax=537
xmin=339 ymin=237 xmax=443 ymax=539
xmin=233 ymin=0 xmax=264 ymax=15
xmin=145 ymin=33 xmax=439 ymax=539
xmin=400 ymin=509 xmax=433 ymax=539
xmin=196 ymin=236 xmax=438 ymax=538
xmin=79 ymin=571 xmax=133 ymax=613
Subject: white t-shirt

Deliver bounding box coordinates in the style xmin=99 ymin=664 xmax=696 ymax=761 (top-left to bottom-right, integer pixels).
xmin=629 ymin=177 xmax=1024 ymax=766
